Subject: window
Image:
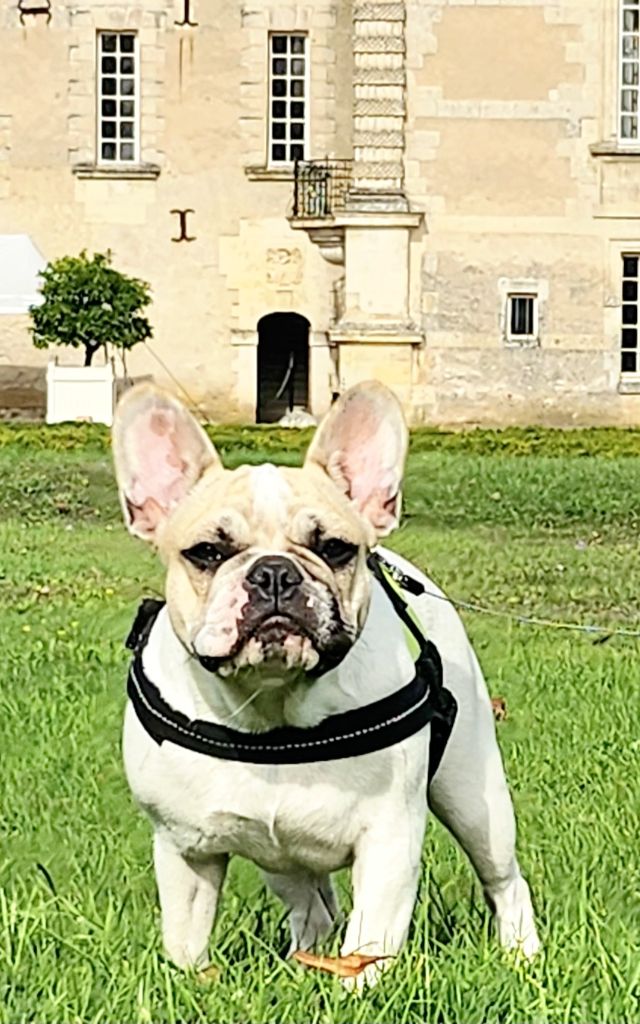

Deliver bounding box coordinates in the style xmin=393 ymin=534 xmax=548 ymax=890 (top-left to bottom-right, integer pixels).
xmin=268 ymin=34 xmax=307 ymax=165
xmin=97 ymin=32 xmax=138 ymax=163
xmin=507 ymin=294 xmax=538 ymax=342
xmin=621 ymin=254 xmax=640 ymax=374
xmin=620 ymin=0 xmax=640 ymax=140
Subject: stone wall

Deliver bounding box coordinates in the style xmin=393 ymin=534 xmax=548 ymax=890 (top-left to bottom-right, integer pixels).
xmin=403 ymin=0 xmax=640 ymax=425
xmin=0 ymin=365 xmax=46 ymax=420
xmin=2 ymin=0 xmax=640 ymax=426
xmin=0 ymin=0 xmax=347 ymax=422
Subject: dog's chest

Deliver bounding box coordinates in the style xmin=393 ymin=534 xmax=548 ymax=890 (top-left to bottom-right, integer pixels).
xmin=124 ymin=707 xmax=395 ymax=874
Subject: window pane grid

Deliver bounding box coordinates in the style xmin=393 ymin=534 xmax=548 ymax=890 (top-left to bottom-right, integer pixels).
xmin=98 ymin=32 xmax=138 ymax=163
xmin=620 ymin=1 xmax=640 ymax=140
xmin=268 ymin=34 xmax=307 ymax=164
xmin=621 ymin=254 xmax=640 ymax=375
xmin=508 ymin=295 xmax=537 ymax=339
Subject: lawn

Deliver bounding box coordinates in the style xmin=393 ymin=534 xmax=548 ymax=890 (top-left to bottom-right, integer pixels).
xmin=1 ymin=426 xmax=639 ymax=1024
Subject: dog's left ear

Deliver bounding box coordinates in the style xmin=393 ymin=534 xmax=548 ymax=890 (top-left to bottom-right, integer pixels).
xmin=112 ymin=384 xmax=221 ymax=542
xmin=305 ymin=381 xmax=408 ymax=537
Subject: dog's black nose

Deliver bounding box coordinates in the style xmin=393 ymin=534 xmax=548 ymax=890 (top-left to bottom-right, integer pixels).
xmin=246 ymin=556 xmax=303 ymax=602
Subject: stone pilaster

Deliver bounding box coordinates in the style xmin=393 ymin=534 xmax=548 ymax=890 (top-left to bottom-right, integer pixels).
xmin=350 ymin=1 xmax=407 ymax=211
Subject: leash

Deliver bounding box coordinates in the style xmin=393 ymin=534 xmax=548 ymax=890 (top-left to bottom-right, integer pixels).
xmin=415 ymin=589 xmax=640 ymax=642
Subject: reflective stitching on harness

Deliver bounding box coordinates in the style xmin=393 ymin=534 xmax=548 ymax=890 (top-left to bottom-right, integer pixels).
xmin=130 ymin=659 xmax=432 ymax=753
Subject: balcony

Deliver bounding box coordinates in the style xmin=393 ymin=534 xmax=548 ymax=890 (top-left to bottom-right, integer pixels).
xmin=289 ymin=159 xmax=353 ymax=264
xmin=292 ymin=158 xmax=353 ymax=218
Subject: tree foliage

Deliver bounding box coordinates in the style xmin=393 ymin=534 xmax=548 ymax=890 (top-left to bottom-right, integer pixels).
xmin=30 ymin=250 xmax=153 ymax=366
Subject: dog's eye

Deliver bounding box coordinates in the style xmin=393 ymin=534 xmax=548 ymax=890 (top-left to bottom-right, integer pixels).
xmin=318 ymin=538 xmax=358 ymax=568
xmin=181 ymin=542 xmax=228 ymax=571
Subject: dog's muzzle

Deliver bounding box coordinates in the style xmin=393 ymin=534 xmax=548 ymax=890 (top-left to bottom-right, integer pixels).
xmin=196 ymin=555 xmax=354 ymax=676
xmin=239 ymin=554 xmax=318 ymax=650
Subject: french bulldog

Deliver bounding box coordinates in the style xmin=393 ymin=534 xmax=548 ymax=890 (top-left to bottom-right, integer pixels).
xmin=112 ymin=380 xmax=540 ymax=985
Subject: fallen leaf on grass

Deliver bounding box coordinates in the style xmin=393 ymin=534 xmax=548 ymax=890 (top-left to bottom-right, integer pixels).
xmin=491 ymin=696 xmax=507 ymax=721
xmin=292 ymin=950 xmax=389 ymax=977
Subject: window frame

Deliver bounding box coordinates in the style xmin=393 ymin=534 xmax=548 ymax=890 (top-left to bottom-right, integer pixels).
xmin=96 ymin=30 xmax=141 ymax=166
xmin=505 ymin=292 xmax=539 ymax=344
xmin=267 ymin=32 xmax=309 ymax=168
xmin=619 ymin=0 xmax=640 ymax=144
xmin=621 ymin=252 xmax=640 ymax=378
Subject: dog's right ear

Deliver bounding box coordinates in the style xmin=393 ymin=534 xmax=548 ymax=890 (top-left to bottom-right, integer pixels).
xmin=112 ymin=385 xmax=221 ymax=543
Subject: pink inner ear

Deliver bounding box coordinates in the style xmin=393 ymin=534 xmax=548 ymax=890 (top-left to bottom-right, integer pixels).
xmin=335 ymin=418 xmax=399 ymax=531
xmin=333 ymin=406 xmax=381 ymax=498
xmin=307 ymin=383 xmax=406 ymax=536
xmin=128 ymin=409 xmax=192 ymax=514
xmin=349 ymin=463 xmax=399 ymax=531
xmin=327 ymin=399 xmax=401 ymax=528
xmin=125 ymin=495 xmax=166 ymax=537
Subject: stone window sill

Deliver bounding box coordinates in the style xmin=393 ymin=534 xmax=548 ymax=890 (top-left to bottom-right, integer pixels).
xmin=618 ymin=378 xmax=640 ymax=394
xmin=244 ymin=165 xmax=294 ymax=182
xmin=503 ymin=337 xmax=540 ymax=349
xmin=589 ymin=141 xmax=640 ymax=159
xmin=72 ymin=162 xmax=161 ymax=180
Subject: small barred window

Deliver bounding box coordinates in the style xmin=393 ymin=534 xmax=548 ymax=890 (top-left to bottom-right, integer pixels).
xmin=621 ymin=254 xmax=639 ymax=374
xmin=507 ymin=294 xmax=537 ymax=341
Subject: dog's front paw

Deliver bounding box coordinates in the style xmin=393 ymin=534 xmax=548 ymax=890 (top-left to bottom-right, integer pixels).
xmin=341 ymin=957 xmax=389 ymax=993
xmin=340 ymin=948 xmax=394 ymax=993
xmin=493 ymin=876 xmax=541 ymax=961
xmin=499 ymin=922 xmax=541 ymax=961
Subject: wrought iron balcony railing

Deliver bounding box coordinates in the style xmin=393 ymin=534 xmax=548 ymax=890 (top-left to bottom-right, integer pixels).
xmin=292 ymin=159 xmax=353 ymax=218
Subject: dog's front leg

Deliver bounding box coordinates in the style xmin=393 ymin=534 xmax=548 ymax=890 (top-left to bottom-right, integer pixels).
xmin=341 ymin=820 xmax=425 ymax=988
xmin=153 ymin=833 xmax=228 ymax=970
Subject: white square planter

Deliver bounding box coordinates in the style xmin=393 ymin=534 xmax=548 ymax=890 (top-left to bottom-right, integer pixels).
xmin=46 ymin=360 xmax=116 ymax=426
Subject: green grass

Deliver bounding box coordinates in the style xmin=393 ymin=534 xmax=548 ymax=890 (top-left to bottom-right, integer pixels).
xmin=2 ymin=427 xmax=640 ymax=1023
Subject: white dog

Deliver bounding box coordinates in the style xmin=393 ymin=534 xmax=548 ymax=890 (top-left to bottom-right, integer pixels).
xmin=112 ymin=380 xmax=539 ymax=985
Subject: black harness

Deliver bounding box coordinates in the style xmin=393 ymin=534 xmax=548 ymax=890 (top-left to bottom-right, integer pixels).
xmin=125 ymin=552 xmax=458 ymax=783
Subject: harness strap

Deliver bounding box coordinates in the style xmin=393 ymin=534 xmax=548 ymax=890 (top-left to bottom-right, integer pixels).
xmin=367 ymin=554 xmax=427 ymax=659
xmin=125 ymin=556 xmax=457 ymax=781
xmin=127 ymin=646 xmax=443 ymax=765
xmin=367 ymin=553 xmax=457 ymax=782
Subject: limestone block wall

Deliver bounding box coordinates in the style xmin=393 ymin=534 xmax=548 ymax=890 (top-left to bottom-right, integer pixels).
xmin=0 ymin=0 xmax=347 ymax=422
xmin=403 ymin=0 xmax=640 ymax=425
xmin=4 ymin=0 xmax=640 ymax=425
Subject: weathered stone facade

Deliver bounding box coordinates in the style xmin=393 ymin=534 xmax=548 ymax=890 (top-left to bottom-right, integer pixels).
xmin=1 ymin=0 xmax=639 ymax=425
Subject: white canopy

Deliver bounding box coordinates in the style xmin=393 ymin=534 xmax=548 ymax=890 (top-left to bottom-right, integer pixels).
xmin=0 ymin=233 xmax=45 ymax=313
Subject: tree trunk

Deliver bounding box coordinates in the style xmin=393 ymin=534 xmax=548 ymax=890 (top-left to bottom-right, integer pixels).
xmin=84 ymin=343 xmax=99 ymax=366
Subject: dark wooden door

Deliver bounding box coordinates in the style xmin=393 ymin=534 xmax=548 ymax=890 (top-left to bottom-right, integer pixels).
xmin=256 ymin=313 xmax=309 ymax=423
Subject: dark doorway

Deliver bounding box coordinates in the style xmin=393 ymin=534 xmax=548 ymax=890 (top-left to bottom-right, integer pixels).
xmin=256 ymin=312 xmax=310 ymax=423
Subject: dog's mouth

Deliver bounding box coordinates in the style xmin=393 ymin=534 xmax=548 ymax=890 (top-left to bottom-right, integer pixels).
xmin=195 ymin=611 xmax=354 ymax=680
xmin=249 ymin=613 xmax=312 ymax=645
xmin=196 ymin=613 xmax=318 ymax=677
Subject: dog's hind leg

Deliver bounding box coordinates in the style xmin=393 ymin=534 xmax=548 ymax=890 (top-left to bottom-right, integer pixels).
xmin=153 ymin=833 xmax=228 ymax=969
xmin=263 ymin=870 xmax=338 ymax=954
xmin=427 ymin=686 xmax=540 ymax=958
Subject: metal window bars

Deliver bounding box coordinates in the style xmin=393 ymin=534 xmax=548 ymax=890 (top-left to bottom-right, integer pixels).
xmin=98 ymin=32 xmax=138 ymax=164
xmin=293 ymin=159 xmax=353 ymax=218
xmin=621 ymin=253 xmax=639 ymax=374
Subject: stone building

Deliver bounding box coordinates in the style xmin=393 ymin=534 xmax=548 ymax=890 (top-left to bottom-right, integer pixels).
xmin=1 ymin=0 xmax=639 ymax=425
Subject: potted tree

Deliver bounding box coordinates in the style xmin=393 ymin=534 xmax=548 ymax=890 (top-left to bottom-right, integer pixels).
xmin=30 ymin=250 xmax=152 ymax=425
